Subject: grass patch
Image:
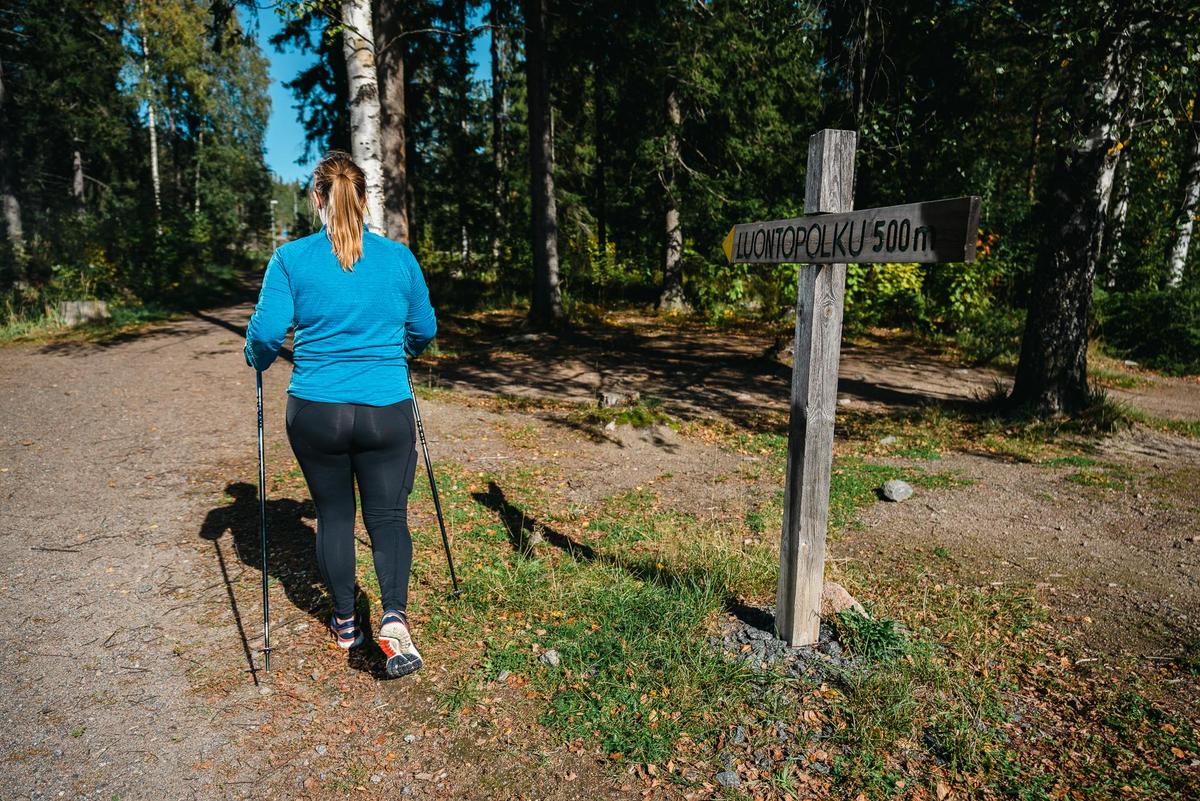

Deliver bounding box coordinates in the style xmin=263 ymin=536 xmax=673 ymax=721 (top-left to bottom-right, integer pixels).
xmin=573 ymin=396 xmax=676 ymax=429
xmin=834 ymin=610 xmax=908 ymax=662
xmin=0 ymin=301 xmax=179 ymax=345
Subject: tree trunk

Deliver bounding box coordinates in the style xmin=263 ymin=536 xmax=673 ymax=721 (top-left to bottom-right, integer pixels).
xmin=594 ymin=68 xmax=607 ymax=262
xmin=490 ymin=0 xmax=506 ymax=270
xmin=454 ymin=0 xmax=470 ymax=273
xmin=374 ymin=0 xmax=409 ymax=242
xmin=72 ymin=146 xmax=85 ymax=213
xmin=0 ymin=57 xmax=23 ymax=273
xmin=342 ymin=0 xmax=387 ymax=235
xmin=658 ymin=88 xmax=686 ymax=312
xmin=1167 ymin=89 xmax=1200 ymax=288
xmin=1103 ymin=150 xmax=1131 ymax=287
xmin=140 ymin=28 xmax=161 ymax=220
xmin=1010 ymin=28 xmax=1134 ymax=416
xmin=193 ymin=128 xmax=203 ymax=214
xmin=1027 ymin=88 xmax=1043 ymax=203
xmin=524 ymin=0 xmax=563 ymax=326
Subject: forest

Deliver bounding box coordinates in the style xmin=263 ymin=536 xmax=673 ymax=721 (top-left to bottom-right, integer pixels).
xmin=2 ymin=0 xmax=1199 ymax=405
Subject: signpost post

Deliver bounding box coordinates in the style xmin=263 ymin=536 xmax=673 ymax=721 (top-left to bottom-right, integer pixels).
xmin=724 ymin=129 xmax=980 ymax=647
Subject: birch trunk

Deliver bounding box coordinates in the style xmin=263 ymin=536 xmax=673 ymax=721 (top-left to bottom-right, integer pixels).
xmin=193 ymin=129 xmax=202 ymax=214
xmin=524 ymin=0 xmax=563 ymax=325
xmin=374 ymin=0 xmax=409 ymax=242
xmin=72 ymin=146 xmax=85 ymax=214
xmin=1011 ymin=26 xmax=1135 ymax=415
xmin=658 ymin=88 xmax=686 ymax=312
xmin=1167 ymin=91 xmax=1200 ymax=288
xmin=140 ymin=29 xmax=161 ymax=219
xmin=0 ymin=56 xmax=20 ymax=267
xmin=1103 ymin=152 xmax=1131 ymax=286
xmin=342 ymin=0 xmax=387 ymax=235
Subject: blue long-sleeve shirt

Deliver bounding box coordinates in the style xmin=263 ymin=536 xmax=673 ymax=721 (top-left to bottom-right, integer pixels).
xmin=244 ymin=226 xmax=437 ymax=406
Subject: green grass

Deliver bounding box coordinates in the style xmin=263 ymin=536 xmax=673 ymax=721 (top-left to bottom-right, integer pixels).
xmin=573 ymin=396 xmax=677 ymax=429
xmin=834 ymin=611 xmax=908 ymax=662
xmin=273 ymin=394 xmax=1197 ymax=799
xmin=0 ymin=301 xmax=179 ymax=345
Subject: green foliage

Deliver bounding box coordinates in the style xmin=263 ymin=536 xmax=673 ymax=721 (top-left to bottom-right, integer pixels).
xmin=834 ymin=611 xmax=909 ymax=662
xmin=1 ymin=0 xmax=272 ymax=324
xmin=1096 ymin=286 xmax=1200 ymax=375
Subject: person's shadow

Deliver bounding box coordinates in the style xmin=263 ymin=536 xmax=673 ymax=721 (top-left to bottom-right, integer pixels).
xmin=199 ymin=482 xmax=391 ymax=679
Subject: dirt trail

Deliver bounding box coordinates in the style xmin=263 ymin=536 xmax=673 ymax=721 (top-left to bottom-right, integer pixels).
xmin=0 ymin=305 xmax=275 ymax=799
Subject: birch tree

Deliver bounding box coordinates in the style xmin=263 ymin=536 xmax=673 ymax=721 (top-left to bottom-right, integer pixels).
xmin=1167 ymin=88 xmax=1200 ymax=288
xmin=138 ymin=6 xmax=162 ymax=220
xmin=0 ymin=56 xmax=24 ymax=269
xmin=341 ymin=0 xmax=387 ymax=235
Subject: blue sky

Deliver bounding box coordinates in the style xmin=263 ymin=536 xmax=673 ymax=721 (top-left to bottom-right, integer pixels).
xmin=246 ymin=5 xmax=490 ymax=184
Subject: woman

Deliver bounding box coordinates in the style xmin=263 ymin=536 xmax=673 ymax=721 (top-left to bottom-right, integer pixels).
xmin=243 ymin=151 xmax=436 ymax=679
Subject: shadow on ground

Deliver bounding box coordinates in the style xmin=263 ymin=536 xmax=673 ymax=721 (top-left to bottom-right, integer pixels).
xmin=198 ymin=482 xmax=391 ymax=679
xmin=430 ymin=313 xmax=992 ymax=430
xmin=471 ymin=479 xmax=776 ymax=630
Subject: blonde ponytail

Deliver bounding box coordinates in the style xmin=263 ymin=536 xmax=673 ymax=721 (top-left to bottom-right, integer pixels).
xmin=311 ymin=151 xmax=368 ymax=271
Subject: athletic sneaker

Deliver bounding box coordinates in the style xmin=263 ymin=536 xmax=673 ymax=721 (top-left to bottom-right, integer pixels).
xmin=329 ymin=613 xmax=364 ymax=649
xmin=379 ymin=609 xmax=423 ymax=678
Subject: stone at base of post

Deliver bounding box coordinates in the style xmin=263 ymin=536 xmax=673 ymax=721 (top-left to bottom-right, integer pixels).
xmin=774 ymin=129 xmax=856 ymax=647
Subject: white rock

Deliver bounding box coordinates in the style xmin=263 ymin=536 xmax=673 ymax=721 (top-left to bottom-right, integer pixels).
xmin=881 ymin=479 xmax=914 ymax=502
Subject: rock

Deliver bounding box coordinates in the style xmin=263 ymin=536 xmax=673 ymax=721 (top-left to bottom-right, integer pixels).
xmin=879 ymin=435 xmax=898 ymax=446
xmin=404 ymin=734 xmax=417 ymax=744
xmin=315 ymin=745 xmax=327 ymax=756
xmin=496 ymin=670 xmax=510 ymax=682
xmin=506 ymin=332 xmax=541 ymax=344
xmin=371 ymin=773 xmax=383 ymax=784
xmin=540 ymin=649 xmax=560 ymax=667
xmin=598 ymin=388 xmax=640 ymax=408
xmin=401 ymin=788 xmax=413 ymax=797
xmin=837 ymin=397 xmax=852 ymax=406
xmin=603 ymin=421 xmax=616 ymax=432
xmin=731 ymin=725 xmax=747 ymax=744
xmin=820 ymin=582 xmax=868 ymax=618
xmin=258 ymin=686 xmax=273 ymax=696
xmin=881 ymin=479 xmax=914 ymax=502
xmin=57 ymin=300 xmax=110 ymax=327
xmin=715 ymin=771 xmax=741 ymax=788
xmin=310 ymin=669 xmax=320 ymax=682
xmin=820 ymin=639 xmax=843 ymax=658
xmin=718 ymin=752 xmax=735 ymax=770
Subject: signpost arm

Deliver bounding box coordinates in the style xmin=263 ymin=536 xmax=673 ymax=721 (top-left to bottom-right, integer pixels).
xmin=776 ymin=129 xmax=856 ymax=646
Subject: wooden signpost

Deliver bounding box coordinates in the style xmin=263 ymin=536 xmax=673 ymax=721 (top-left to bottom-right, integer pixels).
xmin=724 ymin=129 xmax=980 ymax=647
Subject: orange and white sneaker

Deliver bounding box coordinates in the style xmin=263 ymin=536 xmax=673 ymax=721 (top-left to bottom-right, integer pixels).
xmin=379 ymin=609 xmax=423 ymax=678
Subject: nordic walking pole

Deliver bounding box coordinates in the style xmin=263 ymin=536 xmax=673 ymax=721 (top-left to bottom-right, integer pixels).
xmin=407 ymin=370 xmax=461 ymax=597
xmin=256 ymin=371 xmax=272 ymax=671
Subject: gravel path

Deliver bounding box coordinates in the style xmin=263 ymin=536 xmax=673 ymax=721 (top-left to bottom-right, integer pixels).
xmin=0 ymin=304 xmax=280 ymax=799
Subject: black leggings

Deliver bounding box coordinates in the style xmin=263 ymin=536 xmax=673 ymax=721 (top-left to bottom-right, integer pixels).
xmin=285 ymin=395 xmax=418 ymax=618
